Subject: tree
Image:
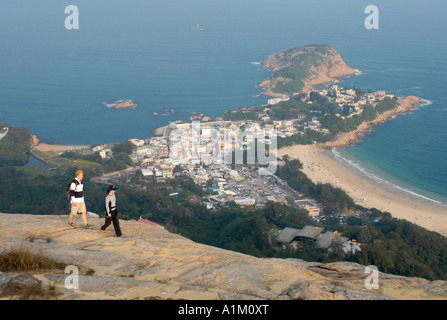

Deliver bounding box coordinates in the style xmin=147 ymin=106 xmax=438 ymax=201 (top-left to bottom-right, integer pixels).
xmin=328 ymin=237 xmax=345 ymax=261
xmin=112 ymin=141 xmax=135 ymax=155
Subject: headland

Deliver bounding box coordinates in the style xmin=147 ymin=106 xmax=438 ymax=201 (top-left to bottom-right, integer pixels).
xmin=258 ymin=44 xmax=359 ymax=97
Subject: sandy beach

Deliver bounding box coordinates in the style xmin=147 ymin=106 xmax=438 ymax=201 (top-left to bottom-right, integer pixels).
xmin=278 ymin=144 xmax=447 ymax=237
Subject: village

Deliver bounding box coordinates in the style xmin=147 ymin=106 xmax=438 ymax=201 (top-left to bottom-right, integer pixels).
xmin=92 ymin=85 xmax=394 ymax=208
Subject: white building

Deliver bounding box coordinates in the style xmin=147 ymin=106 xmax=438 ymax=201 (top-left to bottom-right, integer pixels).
xmin=128 ymin=139 xmax=145 ymax=147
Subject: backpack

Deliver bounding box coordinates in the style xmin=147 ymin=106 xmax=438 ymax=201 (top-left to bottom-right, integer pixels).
xmin=65 ymin=181 xmax=72 ymax=201
xmin=65 ymin=179 xmax=78 ymax=201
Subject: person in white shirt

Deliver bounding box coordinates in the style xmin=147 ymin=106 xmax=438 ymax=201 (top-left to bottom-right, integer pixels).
xmin=68 ymin=170 xmax=92 ymax=229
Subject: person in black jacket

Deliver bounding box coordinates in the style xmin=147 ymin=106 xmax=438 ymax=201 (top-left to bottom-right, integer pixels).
xmin=100 ymin=185 xmax=122 ymax=237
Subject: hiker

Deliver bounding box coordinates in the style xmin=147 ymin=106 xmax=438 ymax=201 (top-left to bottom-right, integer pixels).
xmin=100 ymin=185 xmax=122 ymax=237
xmin=68 ymin=170 xmax=92 ymax=229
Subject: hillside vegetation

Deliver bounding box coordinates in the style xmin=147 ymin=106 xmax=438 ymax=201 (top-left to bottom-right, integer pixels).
xmin=0 ymin=124 xmax=32 ymax=166
xmin=260 ymin=44 xmax=357 ymax=95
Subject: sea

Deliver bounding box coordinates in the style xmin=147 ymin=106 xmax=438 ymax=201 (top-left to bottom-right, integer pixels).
xmin=0 ymin=0 xmax=446 ymax=204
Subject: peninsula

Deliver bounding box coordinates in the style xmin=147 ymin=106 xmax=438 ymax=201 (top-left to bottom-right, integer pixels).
xmin=152 ymin=44 xmax=427 ymax=151
xmin=319 ymin=95 xmax=425 ymax=148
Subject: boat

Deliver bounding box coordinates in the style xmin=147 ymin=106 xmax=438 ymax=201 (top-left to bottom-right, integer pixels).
xmin=193 ymin=24 xmax=204 ymax=31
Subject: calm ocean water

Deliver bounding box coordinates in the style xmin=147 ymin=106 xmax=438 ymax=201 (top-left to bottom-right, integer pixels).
xmin=1 ymin=0 xmax=446 ymax=203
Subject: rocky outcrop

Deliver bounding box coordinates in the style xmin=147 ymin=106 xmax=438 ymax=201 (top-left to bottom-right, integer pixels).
xmin=259 ymin=44 xmax=358 ymax=95
xmin=0 ymin=213 xmax=446 ymax=300
xmin=110 ymin=99 xmax=136 ymax=109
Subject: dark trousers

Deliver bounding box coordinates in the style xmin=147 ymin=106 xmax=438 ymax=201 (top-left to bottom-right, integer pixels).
xmin=101 ymin=210 xmax=122 ymax=237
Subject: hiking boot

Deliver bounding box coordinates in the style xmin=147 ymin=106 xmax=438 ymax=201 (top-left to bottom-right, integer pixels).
xmin=69 ymin=222 xmax=77 ymax=229
xmin=84 ymin=224 xmax=93 ymax=229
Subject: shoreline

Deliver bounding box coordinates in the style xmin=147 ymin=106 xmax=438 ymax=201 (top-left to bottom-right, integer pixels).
xmin=320 ymin=95 xmax=426 ymax=148
xmin=331 ymin=147 xmax=446 ymax=206
xmin=278 ymin=144 xmax=447 ymax=237
xmin=257 ymin=68 xmax=361 ymax=98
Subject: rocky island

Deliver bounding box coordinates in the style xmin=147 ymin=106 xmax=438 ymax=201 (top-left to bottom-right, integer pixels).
xmin=258 ymin=44 xmax=358 ymax=97
xmin=109 ymin=99 xmax=136 ymax=109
